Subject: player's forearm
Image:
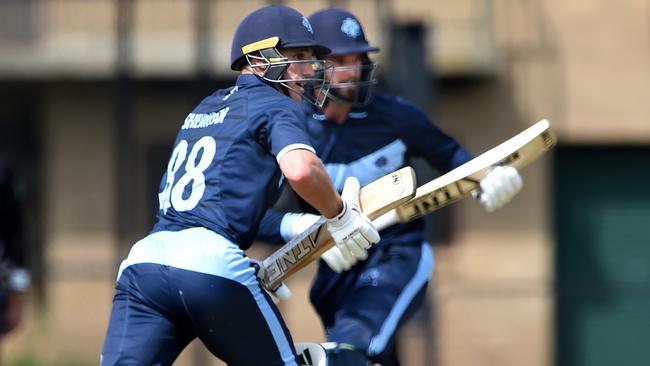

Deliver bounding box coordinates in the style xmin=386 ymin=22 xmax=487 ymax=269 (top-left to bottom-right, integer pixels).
xmin=279 ymin=150 xmax=343 ymax=218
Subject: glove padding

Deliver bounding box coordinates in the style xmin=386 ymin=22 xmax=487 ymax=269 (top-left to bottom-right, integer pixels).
xmin=251 ymin=260 xmax=292 ymax=304
xmin=321 ymin=244 xmax=365 ymax=273
xmin=325 ymin=177 xmax=380 ymax=272
xmin=476 ymin=165 xmax=523 ymax=212
xmin=280 ymin=211 xmax=366 ymax=272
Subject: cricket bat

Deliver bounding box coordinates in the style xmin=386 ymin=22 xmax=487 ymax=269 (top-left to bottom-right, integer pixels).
xmin=373 ymin=119 xmax=557 ymax=231
xmin=260 ymin=166 xmax=417 ymax=291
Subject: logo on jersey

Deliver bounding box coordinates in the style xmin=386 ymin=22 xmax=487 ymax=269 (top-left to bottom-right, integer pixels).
xmin=222 ymin=86 xmax=238 ymax=101
xmin=325 ymin=140 xmax=406 ymax=189
xmin=312 ymin=113 xmax=327 ymax=121
xmin=341 ymin=17 xmax=361 ymax=38
xmin=374 ymin=156 xmax=388 ymax=168
xmin=302 ymin=17 xmax=314 ymax=34
xmin=359 ymin=268 xmax=380 ymax=287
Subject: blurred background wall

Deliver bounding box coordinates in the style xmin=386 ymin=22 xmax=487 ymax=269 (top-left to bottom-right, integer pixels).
xmin=0 ymin=0 xmax=648 ymax=365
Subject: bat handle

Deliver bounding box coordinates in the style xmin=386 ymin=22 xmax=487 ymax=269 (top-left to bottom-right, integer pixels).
xmin=372 ymin=209 xmax=399 ymax=232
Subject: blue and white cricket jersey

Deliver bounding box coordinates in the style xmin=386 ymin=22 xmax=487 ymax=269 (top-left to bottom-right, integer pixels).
xmin=153 ymin=74 xmax=315 ymax=249
xmin=259 ymin=92 xmax=473 ymax=246
xmin=255 ymin=92 xmax=474 ymax=362
xmin=311 ymin=92 xmax=473 ymax=244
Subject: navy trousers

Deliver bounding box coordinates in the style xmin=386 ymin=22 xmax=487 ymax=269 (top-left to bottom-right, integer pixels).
xmin=101 ymin=229 xmax=298 ymax=366
xmin=310 ymin=242 xmax=434 ymax=366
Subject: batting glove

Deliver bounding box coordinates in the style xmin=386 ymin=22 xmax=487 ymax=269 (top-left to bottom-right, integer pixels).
xmin=325 ymin=177 xmax=380 ymax=272
xmin=476 ymin=165 xmax=523 ymax=212
xmin=282 ymin=211 xmax=371 ymax=273
xmin=251 ymin=260 xmax=292 ymax=304
xmin=265 ymin=283 xmax=292 ymax=305
xmin=321 ymin=244 xmax=365 ymax=273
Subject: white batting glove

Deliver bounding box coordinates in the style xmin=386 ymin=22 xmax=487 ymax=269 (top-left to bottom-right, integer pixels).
xmin=252 ymin=260 xmax=292 ymax=304
xmin=476 ymin=165 xmax=523 ymax=212
xmin=321 ymin=244 xmax=365 ymax=273
xmin=265 ymin=283 xmax=292 ymax=305
xmin=325 ymin=177 xmax=380 ymax=272
xmin=280 ymin=213 xmax=321 ymax=242
xmin=280 ymin=211 xmax=369 ymax=272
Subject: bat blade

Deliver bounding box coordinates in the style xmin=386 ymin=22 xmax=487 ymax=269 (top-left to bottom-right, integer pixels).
xmin=260 ymin=166 xmax=417 ymax=290
xmin=393 ymin=119 xmax=556 ymax=223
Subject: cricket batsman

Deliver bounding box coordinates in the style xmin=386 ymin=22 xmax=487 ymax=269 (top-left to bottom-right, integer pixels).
xmin=100 ymin=6 xmax=380 ymax=365
xmin=258 ymin=7 xmax=523 ymax=365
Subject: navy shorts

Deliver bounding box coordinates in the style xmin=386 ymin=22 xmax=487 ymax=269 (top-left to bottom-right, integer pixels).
xmin=309 ymin=242 xmax=434 ymax=363
xmin=101 ymin=228 xmax=298 ymax=366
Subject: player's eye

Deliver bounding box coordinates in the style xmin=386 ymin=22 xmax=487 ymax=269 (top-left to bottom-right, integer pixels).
xmin=294 ymin=52 xmax=308 ymax=61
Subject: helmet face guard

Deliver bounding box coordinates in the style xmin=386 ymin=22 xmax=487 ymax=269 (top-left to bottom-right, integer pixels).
xmin=307 ymin=8 xmax=382 ymax=106
xmin=326 ymin=60 xmax=379 ymax=106
xmin=245 ymin=46 xmax=334 ymax=108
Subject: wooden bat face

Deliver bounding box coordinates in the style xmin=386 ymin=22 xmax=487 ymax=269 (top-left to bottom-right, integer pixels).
xmin=260 ymin=166 xmax=417 ymax=290
xmin=395 ymin=119 xmax=557 ymax=222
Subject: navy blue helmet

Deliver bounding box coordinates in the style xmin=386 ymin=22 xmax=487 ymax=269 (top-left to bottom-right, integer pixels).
xmin=230 ymin=6 xmax=333 ymax=107
xmin=309 ymin=8 xmax=379 ymax=106
xmin=230 ymin=6 xmax=330 ymax=70
xmin=309 ymin=7 xmax=379 ymax=56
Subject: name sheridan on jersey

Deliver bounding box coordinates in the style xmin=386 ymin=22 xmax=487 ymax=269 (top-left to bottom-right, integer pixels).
xmin=181 ymin=107 xmax=230 ymax=130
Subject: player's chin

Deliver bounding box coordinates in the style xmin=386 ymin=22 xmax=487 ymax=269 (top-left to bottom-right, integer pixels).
xmin=287 ymin=91 xmax=303 ymax=103
xmin=293 ymin=83 xmax=306 ymax=94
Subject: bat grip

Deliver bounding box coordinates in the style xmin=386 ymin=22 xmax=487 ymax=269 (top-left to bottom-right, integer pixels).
xmin=372 ymin=209 xmax=399 ymax=232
